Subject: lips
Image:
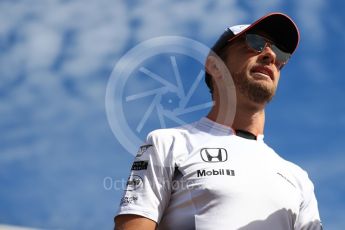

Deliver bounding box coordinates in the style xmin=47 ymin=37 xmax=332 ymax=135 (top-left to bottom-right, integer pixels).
xmin=251 ymin=65 xmax=274 ymax=81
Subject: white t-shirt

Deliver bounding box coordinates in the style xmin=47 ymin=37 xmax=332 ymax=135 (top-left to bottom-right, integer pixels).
xmin=116 ymin=117 xmax=322 ymax=230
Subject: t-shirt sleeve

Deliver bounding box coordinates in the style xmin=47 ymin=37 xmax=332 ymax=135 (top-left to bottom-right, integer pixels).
xmin=115 ymin=131 xmax=175 ymax=223
xmin=295 ymin=171 xmax=323 ymax=230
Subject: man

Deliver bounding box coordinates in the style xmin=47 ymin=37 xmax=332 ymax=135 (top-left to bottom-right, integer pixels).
xmin=115 ymin=12 xmax=322 ymax=229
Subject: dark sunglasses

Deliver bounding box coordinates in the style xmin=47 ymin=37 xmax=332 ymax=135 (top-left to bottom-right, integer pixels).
xmin=245 ymin=34 xmax=291 ymax=69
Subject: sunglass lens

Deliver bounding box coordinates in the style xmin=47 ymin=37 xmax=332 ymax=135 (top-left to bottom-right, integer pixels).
xmin=246 ymin=34 xmax=266 ymax=52
xmin=271 ymin=45 xmax=291 ymax=64
xmin=246 ymin=34 xmax=291 ymax=69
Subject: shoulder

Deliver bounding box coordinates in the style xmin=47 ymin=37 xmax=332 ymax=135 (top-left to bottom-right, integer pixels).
xmin=264 ymin=151 xmax=322 ymax=228
xmin=143 ymin=122 xmax=200 ymax=161
xmin=146 ymin=122 xmax=199 ymax=145
xmin=264 ymin=145 xmax=309 ymax=178
xmin=280 ymin=157 xmax=311 ymax=183
xmin=263 ymin=145 xmax=315 ymax=193
xmin=275 ymin=154 xmax=315 ymax=197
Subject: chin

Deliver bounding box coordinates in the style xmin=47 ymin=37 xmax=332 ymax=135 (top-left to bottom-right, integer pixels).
xmin=246 ymin=83 xmax=275 ymax=104
xmin=234 ymin=72 xmax=276 ymax=104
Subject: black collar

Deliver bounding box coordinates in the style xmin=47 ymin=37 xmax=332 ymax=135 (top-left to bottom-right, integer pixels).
xmin=235 ymin=129 xmax=257 ymax=140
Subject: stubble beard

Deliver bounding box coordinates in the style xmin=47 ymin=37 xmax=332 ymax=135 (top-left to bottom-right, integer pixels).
xmin=233 ymin=71 xmax=276 ymax=104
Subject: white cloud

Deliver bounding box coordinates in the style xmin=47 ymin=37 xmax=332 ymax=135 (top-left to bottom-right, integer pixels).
xmin=128 ymin=0 xmax=245 ymax=44
xmin=1 ymin=0 xmax=129 ymax=80
xmin=0 ymin=0 xmax=130 ymax=163
xmin=0 ymin=224 xmax=38 ymax=230
xmin=294 ymin=0 xmax=326 ymax=46
xmin=23 ymin=22 xmax=62 ymax=72
xmin=242 ymin=0 xmax=283 ymax=19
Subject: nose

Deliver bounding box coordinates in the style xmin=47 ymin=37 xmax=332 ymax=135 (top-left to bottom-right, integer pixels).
xmin=258 ymin=45 xmax=276 ymax=66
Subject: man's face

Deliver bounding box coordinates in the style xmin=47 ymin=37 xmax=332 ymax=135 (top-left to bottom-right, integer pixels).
xmin=223 ymin=33 xmax=281 ymax=104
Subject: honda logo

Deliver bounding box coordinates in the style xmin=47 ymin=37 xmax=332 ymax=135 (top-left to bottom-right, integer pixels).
xmin=200 ymin=148 xmax=228 ymax=162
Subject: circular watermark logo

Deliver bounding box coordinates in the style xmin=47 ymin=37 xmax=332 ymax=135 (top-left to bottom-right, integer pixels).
xmin=105 ymin=36 xmax=236 ymax=155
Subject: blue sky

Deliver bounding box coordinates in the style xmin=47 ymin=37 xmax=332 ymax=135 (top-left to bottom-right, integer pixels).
xmin=1 ymin=0 xmax=344 ymax=229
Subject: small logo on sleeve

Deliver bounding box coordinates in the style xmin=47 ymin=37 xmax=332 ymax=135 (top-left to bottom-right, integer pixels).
xmin=200 ymin=148 xmax=228 ymax=162
xmin=136 ymin=144 xmax=153 ymax=157
xmin=125 ymin=175 xmax=143 ymax=191
xmin=131 ymin=161 xmax=149 ymax=171
xmin=120 ymin=195 xmax=138 ymax=206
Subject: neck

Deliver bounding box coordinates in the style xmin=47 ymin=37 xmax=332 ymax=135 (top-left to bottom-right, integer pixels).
xmin=207 ymin=97 xmax=266 ymax=136
xmin=232 ymin=104 xmax=265 ymax=136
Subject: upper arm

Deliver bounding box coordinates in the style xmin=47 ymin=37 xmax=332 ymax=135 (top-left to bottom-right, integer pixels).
xmin=115 ymin=214 xmax=157 ymax=230
xmin=294 ymin=170 xmax=322 ymax=229
xmin=115 ymin=132 xmax=176 ymax=227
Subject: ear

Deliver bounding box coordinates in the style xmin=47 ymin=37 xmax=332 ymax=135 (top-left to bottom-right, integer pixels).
xmin=205 ymin=55 xmax=223 ymax=80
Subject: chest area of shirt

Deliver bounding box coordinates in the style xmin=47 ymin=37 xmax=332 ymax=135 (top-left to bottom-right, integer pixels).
xmin=174 ymin=146 xmax=302 ymax=212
